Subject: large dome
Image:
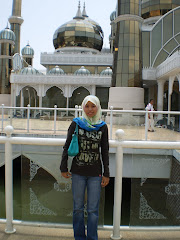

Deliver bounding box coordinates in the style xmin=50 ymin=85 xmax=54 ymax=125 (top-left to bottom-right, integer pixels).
xmin=53 ymin=3 xmax=103 ymax=51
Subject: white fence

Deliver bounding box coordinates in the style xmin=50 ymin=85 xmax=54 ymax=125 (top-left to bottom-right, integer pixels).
xmin=0 ymin=126 xmax=180 ymax=239
xmin=1 ymin=105 xmax=180 ymax=140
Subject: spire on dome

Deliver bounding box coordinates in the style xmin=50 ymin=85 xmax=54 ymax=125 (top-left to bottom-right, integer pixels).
xmin=6 ymin=22 xmax=10 ymax=29
xmin=73 ymin=1 xmax=84 ymax=19
xmin=82 ymin=2 xmax=88 ymax=17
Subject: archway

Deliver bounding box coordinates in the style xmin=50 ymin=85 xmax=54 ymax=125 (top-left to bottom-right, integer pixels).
xmin=43 ymin=86 xmax=66 ymax=108
xmin=69 ymin=87 xmax=90 ymax=108
xmin=16 ymin=86 xmax=38 ymax=108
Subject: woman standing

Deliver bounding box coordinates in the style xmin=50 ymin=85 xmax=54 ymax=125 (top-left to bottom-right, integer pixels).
xmin=60 ymin=95 xmax=110 ymax=240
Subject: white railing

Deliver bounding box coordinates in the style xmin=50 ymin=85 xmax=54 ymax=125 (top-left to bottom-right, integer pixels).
xmin=1 ymin=105 xmax=180 ymax=140
xmin=0 ymin=126 xmax=180 ymax=239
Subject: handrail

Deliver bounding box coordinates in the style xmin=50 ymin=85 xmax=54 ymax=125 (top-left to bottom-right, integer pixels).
xmin=1 ymin=126 xmax=180 ymax=238
xmin=1 ymin=105 xmax=180 ymax=141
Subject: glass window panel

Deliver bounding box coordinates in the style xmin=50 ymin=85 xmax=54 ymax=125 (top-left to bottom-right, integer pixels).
xmin=129 ymin=47 xmax=135 ymax=60
xmin=160 ymin=0 xmax=172 ymax=3
xmin=154 ymin=50 xmax=168 ymax=67
xmin=118 ymin=47 xmax=123 ymax=60
xmin=120 ymin=22 xmax=125 ymax=34
xmin=129 ymin=60 xmax=135 ymax=73
xmin=124 ymin=21 xmax=130 ymax=34
xmin=163 ymin=12 xmax=173 ymax=44
xmin=135 ymin=21 xmax=139 ymax=32
xmin=142 ymin=31 xmax=150 ymax=67
xmin=119 ymin=35 xmax=124 ymax=47
xmin=64 ymin=31 xmax=75 ymax=36
xmin=150 ymin=4 xmax=160 ymax=11
xmin=164 ymin=39 xmax=178 ymax=53
xmin=123 ymin=47 xmax=129 ymax=60
xmin=174 ymin=34 xmax=180 ymax=44
xmin=135 ymin=47 xmax=139 ymax=61
xmin=124 ymin=34 xmax=130 ymax=47
xmin=130 ymin=21 xmax=135 ymax=34
xmin=122 ymin=60 xmax=129 ymax=73
xmin=120 ymin=4 xmax=125 ymax=15
xmin=122 ymin=74 xmax=129 ymax=86
xmin=116 ymin=73 xmax=122 ymax=87
xmin=130 ymin=2 xmax=135 ymax=15
xmin=117 ymin=60 xmax=122 ymax=73
xmin=135 ymin=34 xmax=139 ymax=48
xmin=134 ymin=60 xmax=139 ymax=72
xmin=130 ymin=34 xmax=135 ymax=47
xmin=125 ymin=3 xmax=130 ymax=14
xmin=151 ymin=21 xmax=162 ymax=65
xmin=174 ymin=8 xmax=180 ymax=35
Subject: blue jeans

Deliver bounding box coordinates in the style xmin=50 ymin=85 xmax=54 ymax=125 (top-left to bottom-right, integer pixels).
xmin=72 ymin=174 xmax=102 ymax=240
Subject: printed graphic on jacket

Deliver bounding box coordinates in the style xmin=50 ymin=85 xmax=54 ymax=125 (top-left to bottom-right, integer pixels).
xmin=75 ymin=128 xmax=102 ymax=166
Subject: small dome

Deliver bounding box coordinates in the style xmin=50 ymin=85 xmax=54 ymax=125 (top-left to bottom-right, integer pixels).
xmin=21 ymin=43 xmax=34 ymax=56
xmin=0 ymin=27 xmax=16 ymax=42
xmin=48 ymin=66 xmax=65 ymax=75
xmin=74 ymin=66 xmax=91 ymax=75
xmin=100 ymin=67 xmax=112 ymax=76
xmin=20 ymin=66 xmax=43 ymax=75
xmin=110 ymin=11 xmax=117 ymax=21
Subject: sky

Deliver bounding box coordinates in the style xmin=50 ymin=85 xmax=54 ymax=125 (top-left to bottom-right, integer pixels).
xmin=0 ymin=0 xmax=117 ymax=70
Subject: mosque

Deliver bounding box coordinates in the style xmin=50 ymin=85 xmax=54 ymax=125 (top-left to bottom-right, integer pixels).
xmin=0 ymin=0 xmax=180 ymax=126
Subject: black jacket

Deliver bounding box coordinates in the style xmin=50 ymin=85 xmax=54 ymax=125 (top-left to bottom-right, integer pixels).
xmin=60 ymin=121 xmax=110 ymax=177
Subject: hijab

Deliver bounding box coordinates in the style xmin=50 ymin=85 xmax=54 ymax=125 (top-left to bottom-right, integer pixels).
xmin=73 ymin=95 xmax=106 ymax=131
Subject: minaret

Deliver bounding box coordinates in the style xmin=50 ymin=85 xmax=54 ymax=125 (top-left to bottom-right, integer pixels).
xmin=8 ymin=0 xmax=24 ymax=54
xmin=0 ymin=26 xmax=16 ymax=94
xmin=21 ymin=42 xmax=34 ymax=66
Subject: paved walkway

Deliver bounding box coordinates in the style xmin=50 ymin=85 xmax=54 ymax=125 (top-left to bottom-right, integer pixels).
xmin=0 ymin=224 xmax=180 ymax=240
xmin=1 ymin=117 xmax=180 ymax=142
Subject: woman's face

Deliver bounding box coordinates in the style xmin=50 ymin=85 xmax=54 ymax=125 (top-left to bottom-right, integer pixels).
xmin=84 ymin=101 xmax=98 ymax=118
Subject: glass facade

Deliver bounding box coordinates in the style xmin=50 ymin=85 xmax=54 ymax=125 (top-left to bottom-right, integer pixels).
xmin=112 ymin=0 xmax=142 ymax=87
xmin=144 ymin=7 xmax=180 ymax=67
xmin=142 ymin=0 xmax=179 ymax=19
xmin=53 ymin=19 xmax=103 ymax=51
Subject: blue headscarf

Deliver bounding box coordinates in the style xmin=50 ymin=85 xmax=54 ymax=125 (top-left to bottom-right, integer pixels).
xmin=73 ymin=95 xmax=106 ymax=131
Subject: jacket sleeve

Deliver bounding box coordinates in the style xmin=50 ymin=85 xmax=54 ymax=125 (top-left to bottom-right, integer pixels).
xmin=100 ymin=124 xmax=110 ymax=177
xmin=60 ymin=121 xmax=76 ymax=172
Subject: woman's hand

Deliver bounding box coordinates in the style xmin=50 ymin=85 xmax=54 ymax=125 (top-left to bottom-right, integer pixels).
xmin=61 ymin=172 xmax=72 ymax=178
xmin=101 ymin=176 xmax=109 ymax=187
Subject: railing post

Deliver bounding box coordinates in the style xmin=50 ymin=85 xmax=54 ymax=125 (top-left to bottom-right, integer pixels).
xmin=78 ymin=105 xmax=82 ymax=117
xmin=145 ymin=110 xmax=148 ymax=141
xmin=4 ymin=125 xmax=16 ymax=234
xmin=111 ymin=129 xmax=124 ymax=240
xmin=54 ymin=105 xmax=57 ymax=134
xmin=75 ymin=105 xmax=78 ymax=118
xmin=1 ymin=104 xmax=4 ymax=131
xmin=110 ymin=106 xmax=113 ymax=140
xmin=27 ymin=104 xmax=30 ymax=133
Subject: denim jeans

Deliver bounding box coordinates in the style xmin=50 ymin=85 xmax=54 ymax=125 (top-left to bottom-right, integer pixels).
xmin=72 ymin=173 xmax=102 ymax=240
